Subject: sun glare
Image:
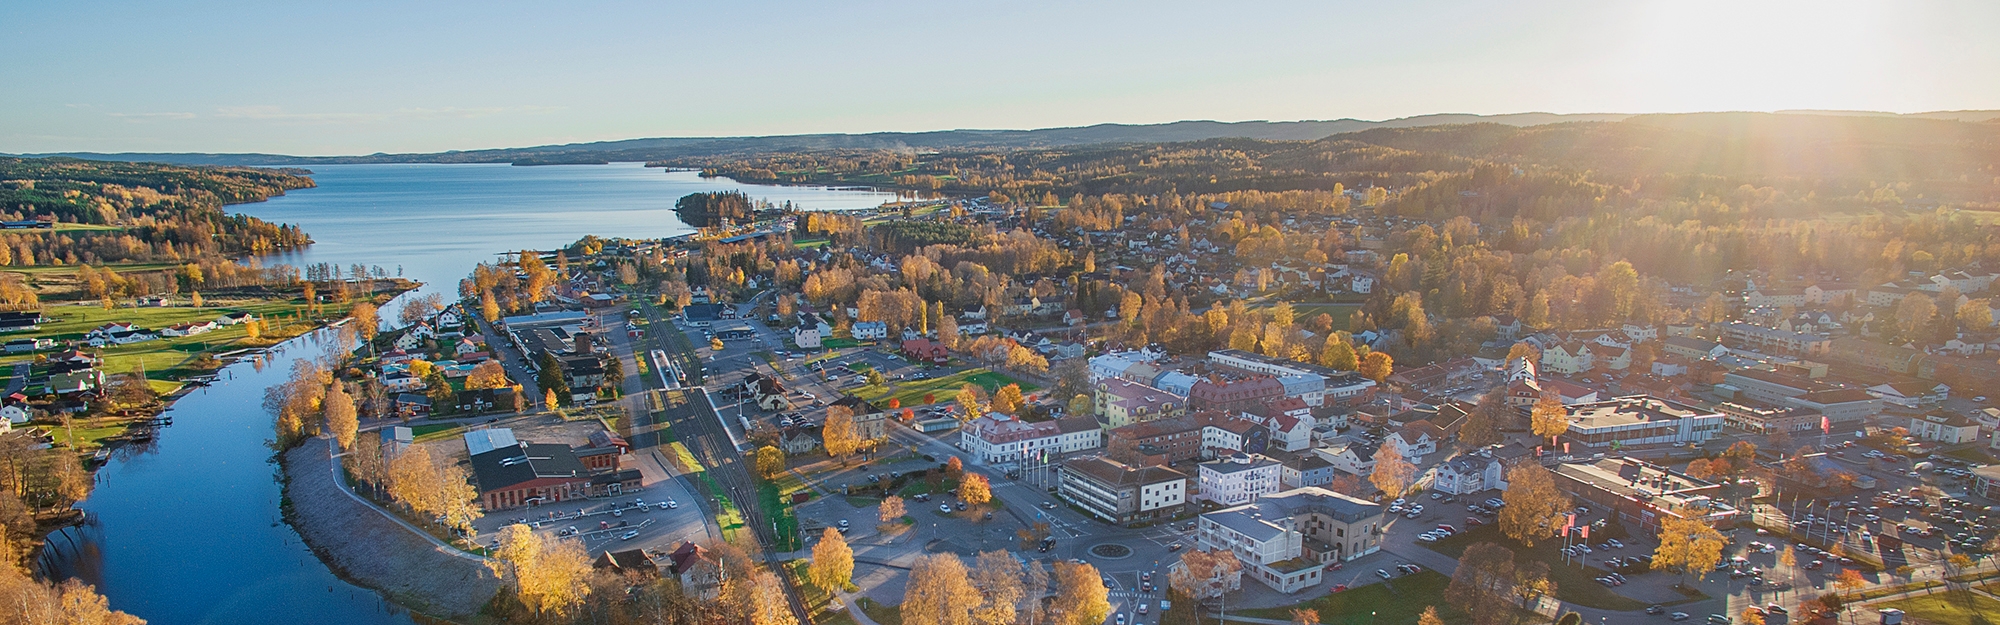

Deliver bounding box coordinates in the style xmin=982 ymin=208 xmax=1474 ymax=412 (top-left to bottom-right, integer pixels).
xmin=1607 ymin=0 xmax=1906 ymax=111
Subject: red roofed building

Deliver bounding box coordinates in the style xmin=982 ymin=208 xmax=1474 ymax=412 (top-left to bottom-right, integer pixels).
xmin=901 ymin=338 xmax=950 ymax=363
xmin=1189 ymin=376 xmax=1285 ymax=412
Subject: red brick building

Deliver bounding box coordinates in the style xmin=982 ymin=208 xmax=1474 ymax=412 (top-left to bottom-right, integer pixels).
xmin=1188 ymin=376 xmax=1285 ymax=412
xmin=1107 ymin=417 xmax=1202 ymax=467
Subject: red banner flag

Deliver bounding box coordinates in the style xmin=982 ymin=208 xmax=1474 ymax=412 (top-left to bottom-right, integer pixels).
xmin=1581 ymin=525 xmax=1590 ymax=540
xmin=1822 ymin=415 xmax=1831 ymax=434
xmin=1564 ymin=442 xmax=1571 ymax=454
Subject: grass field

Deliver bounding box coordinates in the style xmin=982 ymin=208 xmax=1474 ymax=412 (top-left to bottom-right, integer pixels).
xmin=853 ymin=368 xmax=1035 ymax=408
xmin=33 ymin=417 xmax=137 ymax=450
xmin=1427 ymin=524 xmax=1653 ymax=611
xmin=1253 ymin=302 xmax=1362 ymax=331
xmin=1234 ymin=570 xmax=1473 ymax=625
xmin=410 ymin=423 xmax=463 ymax=443
xmin=0 ymin=298 xmax=365 ymax=390
xmin=1873 ymin=590 xmax=2000 ymax=625
xmin=856 ymin=597 xmax=903 ymax=625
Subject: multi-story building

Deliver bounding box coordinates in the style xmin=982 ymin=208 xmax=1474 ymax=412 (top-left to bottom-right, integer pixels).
xmin=1541 ymin=342 xmax=1594 ymax=375
xmin=1561 ymin=396 xmax=1724 ymax=450
xmin=961 ymin=414 xmax=1102 ymax=465
xmin=1784 ymin=389 xmax=1881 ymax=424
xmin=1107 ymin=417 xmax=1203 ymax=467
xmin=1266 ymin=448 xmax=1339 ymax=489
xmin=1550 ymin=458 xmax=1739 ymax=536
xmin=1869 ymin=381 xmax=1950 ymax=411
xmin=1059 ymin=456 xmax=1189 ymax=526
xmin=1909 ymin=411 xmax=1980 ymax=444
xmin=1664 ymin=337 xmax=1730 ymax=361
xmin=1432 ymin=447 xmax=1509 ymax=495
xmin=1094 ymin=378 xmax=1186 ymax=428
xmin=1314 ymin=441 xmax=1378 ymax=476
xmin=1718 ymin=322 xmax=1832 ymax=356
xmin=1188 ymin=376 xmax=1287 ymax=412
xmin=1715 ymin=402 xmax=1819 ymax=434
xmin=1195 ymin=487 xmax=1385 ymax=593
xmin=1722 ymin=369 xmax=1826 ymax=405
xmin=1196 ymin=453 xmax=1283 ymax=505
xmin=1207 ymin=349 xmax=1379 ymax=407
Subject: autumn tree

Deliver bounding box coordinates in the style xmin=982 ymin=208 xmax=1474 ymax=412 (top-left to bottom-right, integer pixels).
xmin=903 ymin=553 xmax=980 ymax=625
xmin=387 ymin=444 xmax=484 ymax=537
xmin=324 ymin=381 xmax=358 ymax=451
xmin=350 ymin=301 xmax=380 ymax=341
xmin=1445 ymin=542 xmax=1519 ymax=625
xmin=1459 ymin=391 xmax=1505 ymax=448
xmin=1052 ymin=560 xmax=1111 ymax=625
xmin=490 ymin=523 xmax=593 ymax=617
xmin=956 ymin=384 xmax=984 ymax=420
xmin=1370 ymin=444 xmax=1415 ymax=498
xmin=1416 ymin=607 xmax=1444 ymax=625
xmin=1168 ymin=548 xmax=1241 ymax=604
xmin=753 ymin=445 xmax=786 ymax=480
xmin=1328 ymin=473 xmax=1367 ymax=498
xmin=823 ymin=405 xmax=861 ymax=465
xmin=881 ymin=495 xmax=906 ymax=524
xmin=1290 ymin=609 xmax=1319 ymax=625
xmin=1498 ymin=462 xmax=1571 ymax=547
xmin=465 ymin=360 xmax=510 ymax=390
xmin=749 ymin=569 xmax=799 ymax=625
xmin=959 ymin=473 xmax=992 ymax=506
xmin=810 ymin=527 xmax=854 ymax=591
xmin=991 ymin=384 xmax=1025 ymax=415
xmin=0 ymin=558 xmax=144 ymax=625
xmin=1320 ymin=339 xmax=1358 ymax=370
xmin=971 ymin=550 xmax=1025 ymax=625
xmin=1652 ymin=514 xmax=1725 ymax=587
xmin=1358 ymin=351 xmax=1393 ymax=383
xmin=1832 ymin=568 xmax=1866 ymax=597
xmin=1524 ymin=396 xmax=1567 ymax=446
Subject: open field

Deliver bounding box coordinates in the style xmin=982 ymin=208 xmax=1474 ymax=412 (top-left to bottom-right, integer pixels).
xmin=852 ymin=367 xmax=1035 ymax=408
xmin=1873 ymin=590 xmax=2000 ymax=625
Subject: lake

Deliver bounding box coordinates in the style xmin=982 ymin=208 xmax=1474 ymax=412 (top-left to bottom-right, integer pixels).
xmin=45 ymin=163 xmax=898 ymax=624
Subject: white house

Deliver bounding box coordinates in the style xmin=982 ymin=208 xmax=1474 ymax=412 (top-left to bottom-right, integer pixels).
xmin=1387 ymin=425 xmax=1439 ymax=462
xmin=1196 ymin=453 xmax=1283 ymax=505
xmin=0 ymin=404 xmax=29 ymax=425
xmin=1869 ymin=382 xmax=1949 ymax=410
xmin=850 ymin=321 xmax=888 ymax=341
xmin=960 ymin=414 xmax=1100 ymax=465
xmin=1432 ymin=449 xmax=1508 ymax=496
xmin=1909 ymin=412 xmax=1980 ymax=444
xmin=1314 ymin=442 xmax=1378 ymax=476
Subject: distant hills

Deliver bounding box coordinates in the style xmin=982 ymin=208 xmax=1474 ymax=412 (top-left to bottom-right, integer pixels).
xmin=16 ymin=109 xmax=1997 ymax=167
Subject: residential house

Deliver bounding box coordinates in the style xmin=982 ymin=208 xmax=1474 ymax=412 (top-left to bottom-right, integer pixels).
xmin=1664 ymin=337 xmax=1730 ymax=361
xmin=666 ymin=542 xmax=726 ymax=601
xmin=850 ymin=321 xmax=888 ymax=341
xmin=1094 ymin=378 xmax=1185 ymax=428
xmin=1313 ymin=441 xmax=1378 ymax=476
xmin=1433 ymin=447 xmax=1511 ymax=496
xmin=1106 ymin=417 xmax=1203 ymax=467
xmin=1868 ymin=381 xmax=1949 ymax=411
xmin=1909 ymin=411 xmax=1980 ymax=444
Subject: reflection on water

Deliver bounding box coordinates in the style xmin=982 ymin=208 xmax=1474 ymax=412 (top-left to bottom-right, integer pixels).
xmin=39 ymin=163 xmax=897 ymax=624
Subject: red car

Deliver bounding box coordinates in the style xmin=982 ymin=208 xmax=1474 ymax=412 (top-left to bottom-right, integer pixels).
xmin=1467 ymin=517 xmax=1484 ymax=526
xmin=1330 ymin=584 xmax=1348 ymax=593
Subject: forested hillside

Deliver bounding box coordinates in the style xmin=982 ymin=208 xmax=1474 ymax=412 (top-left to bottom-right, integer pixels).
xmin=0 ymin=157 xmax=314 ymax=265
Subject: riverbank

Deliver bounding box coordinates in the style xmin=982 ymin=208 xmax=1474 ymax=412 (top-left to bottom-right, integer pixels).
xmin=281 ymin=438 xmax=501 ymax=621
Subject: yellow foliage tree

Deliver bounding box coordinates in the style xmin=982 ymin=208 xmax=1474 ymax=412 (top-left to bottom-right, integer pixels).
xmin=1530 ymin=395 xmax=1569 ymax=443
xmin=489 ymin=523 xmax=592 ymax=617
xmin=465 ymin=360 xmax=509 ymax=390
xmin=1498 ymin=462 xmax=1571 ymax=547
xmin=1051 ymin=560 xmax=1111 ymax=625
xmin=324 ymin=382 xmax=358 ymax=451
xmin=903 ymin=553 xmax=980 ymax=625
xmin=958 ymin=473 xmax=992 ymax=506
xmin=990 ymin=384 xmax=1025 ymax=415
xmin=1652 ymin=514 xmax=1726 ymax=586
xmin=810 ymin=527 xmax=854 ymax=591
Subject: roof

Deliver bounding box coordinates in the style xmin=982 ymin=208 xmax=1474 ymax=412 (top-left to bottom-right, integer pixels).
xmin=1054 ymin=415 xmax=1101 ymax=434
xmin=464 ymin=428 xmax=519 ymax=456
xmin=594 ymin=549 xmax=657 ymax=574
xmin=1565 ymin=396 xmax=1717 ymax=430
xmin=1792 ymin=389 xmax=1876 ymax=405
xmin=1200 ymin=453 xmax=1281 ymax=475
xmin=1915 ymin=411 xmax=1978 ymax=428
xmin=469 ymin=442 xmax=589 ymax=494
xmin=1063 ymin=456 xmax=1187 ymax=488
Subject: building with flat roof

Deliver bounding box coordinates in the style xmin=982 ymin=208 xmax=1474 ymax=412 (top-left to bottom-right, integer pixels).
xmin=1107 ymin=417 xmax=1203 ymax=467
xmin=1550 ymin=458 xmax=1739 ymax=536
xmin=1059 ymin=456 xmax=1189 ymax=526
xmin=1189 ymin=376 xmax=1286 ymax=412
xmin=1207 ymin=349 xmax=1377 ymax=406
xmin=1194 ymin=487 xmax=1385 ymax=593
xmin=1719 ymin=321 xmax=1832 ymax=356
xmin=1561 ymin=396 xmax=1724 ymax=449
xmin=1784 ymin=389 xmax=1881 ymax=424
xmin=1196 ymin=453 xmax=1283 ymax=505
xmin=470 ymin=442 xmax=641 ymax=510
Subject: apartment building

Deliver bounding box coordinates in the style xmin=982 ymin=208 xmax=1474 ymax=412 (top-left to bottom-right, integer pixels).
xmin=1195 ymin=487 xmax=1385 ymax=593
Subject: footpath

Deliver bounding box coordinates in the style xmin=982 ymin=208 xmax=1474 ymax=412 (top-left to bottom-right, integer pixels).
xmin=283 ymin=437 xmax=501 ymax=620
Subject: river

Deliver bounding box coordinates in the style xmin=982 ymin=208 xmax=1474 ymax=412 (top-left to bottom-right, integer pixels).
xmin=44 ymin=163 xmax=899 ymax=624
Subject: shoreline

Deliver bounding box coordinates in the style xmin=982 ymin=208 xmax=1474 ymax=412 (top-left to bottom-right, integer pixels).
xmin=278 ymin=438 xmax=500 ymax=623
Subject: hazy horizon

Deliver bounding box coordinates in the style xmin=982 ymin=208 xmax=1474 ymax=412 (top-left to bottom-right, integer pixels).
xmin=5 ymin=0 xmax=1998 ymax=155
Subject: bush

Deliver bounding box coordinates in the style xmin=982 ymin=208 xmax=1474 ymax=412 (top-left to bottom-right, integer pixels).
xmin=1555 ymin=613 xmax=1581 ymax=625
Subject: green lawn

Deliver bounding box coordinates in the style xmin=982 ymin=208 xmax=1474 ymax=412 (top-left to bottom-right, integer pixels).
xmin=758 ymin=480 xmax=804 ymax=552
xmin=0 ymin=299 xmax=355 ymax=387
xmin=1426 ymin=524 xmax=1653 ymax=611
xmin=32 ymin=418 xmax=135 ymax=450
xmin=856 ymin=597 xmax=903 ymax=625
xmin=1873 ymin=590 xmax=2000 ymax=625
xmin=410 ymin=423 xmax=463 ymax=443
xmin=1253 ymin=303 xmax=1362 ymax=331
xmin=853 ymin=368 xmax=1036 ymax=408
xmin=1234 ymin=570 xmax=1472 ymax=625
xmin=1942 ymin=446 xmax=1997 ymax=464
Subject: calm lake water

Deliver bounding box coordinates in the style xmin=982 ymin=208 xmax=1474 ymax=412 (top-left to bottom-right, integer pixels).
xmin=46 ymin=163 xmax=898 ymax=624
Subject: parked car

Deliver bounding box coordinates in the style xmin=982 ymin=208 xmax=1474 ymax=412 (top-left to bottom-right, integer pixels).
xmin=620 ymin=530 xmax=640 ymax=540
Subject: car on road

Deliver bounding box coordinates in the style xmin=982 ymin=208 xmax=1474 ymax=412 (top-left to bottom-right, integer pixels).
xmin=1375 ymin=569 xmax=1391 ymax=580
xmin=1669 ymin=612 xmax=1689 ymax=621
xmin=620 ymin=530 xmax=640 ymax=540
xmin=1168 ymin=543 xmax=1183 ymax=551
xmin=1647 ymin=605 xmax=1664 ymax=615
xmin=1137 ymin=603 xmax=1148 ymax=615
xmin=839 ymin=519 xmax=851 ymax=530
xmin=666 ymin=499 xmax=678 ymax=509
xmin=940 ymin=503 xmax=953 ymax=513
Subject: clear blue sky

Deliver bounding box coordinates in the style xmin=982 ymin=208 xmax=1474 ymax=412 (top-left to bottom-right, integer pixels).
xmin=4 ymin=0 xmax=1996 ymax=155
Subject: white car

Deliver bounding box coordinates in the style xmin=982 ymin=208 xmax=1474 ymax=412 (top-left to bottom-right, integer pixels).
xmin=666 ymin=499 xmax=678 ymax=509
xmin=620 ymin=530 xmax=640 ymax=540
xmin=940 ymin=503 xmax=953 ymax=513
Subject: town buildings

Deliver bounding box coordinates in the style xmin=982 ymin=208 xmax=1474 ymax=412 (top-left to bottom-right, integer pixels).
xmin=959 ymin=414 xmax=1100 ymax=465
xmin=1194 ymin=487 xmax=1385 ymax=593
xmin=1560 ymin=396 xmax=1725 ymax=450
xmin=1093 ymin=378 xmax=1186 ymax=428
xmin=1432 ymin=447 xmax=1509 ymax=496
xmin=1196 ymin=453 xmax=1283 ymax=505
xmin=1549 ymin=458 xmax=1739 ymax=535
xmin=1908 ymin=411 xmax=1980 ymax=444
xmin=1058 ymin=456 xmax=1189 ymax=526
xmin=1106 ymin=417 xmax=1203 ymax=466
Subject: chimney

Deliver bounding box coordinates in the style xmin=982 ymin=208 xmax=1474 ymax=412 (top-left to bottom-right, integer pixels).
xmin=574 ymin=332 xmax=594 ymax=354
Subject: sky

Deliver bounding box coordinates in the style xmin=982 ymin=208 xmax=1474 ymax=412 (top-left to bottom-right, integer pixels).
xmin=3 ymin=0 xmax=1997 ymax=155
